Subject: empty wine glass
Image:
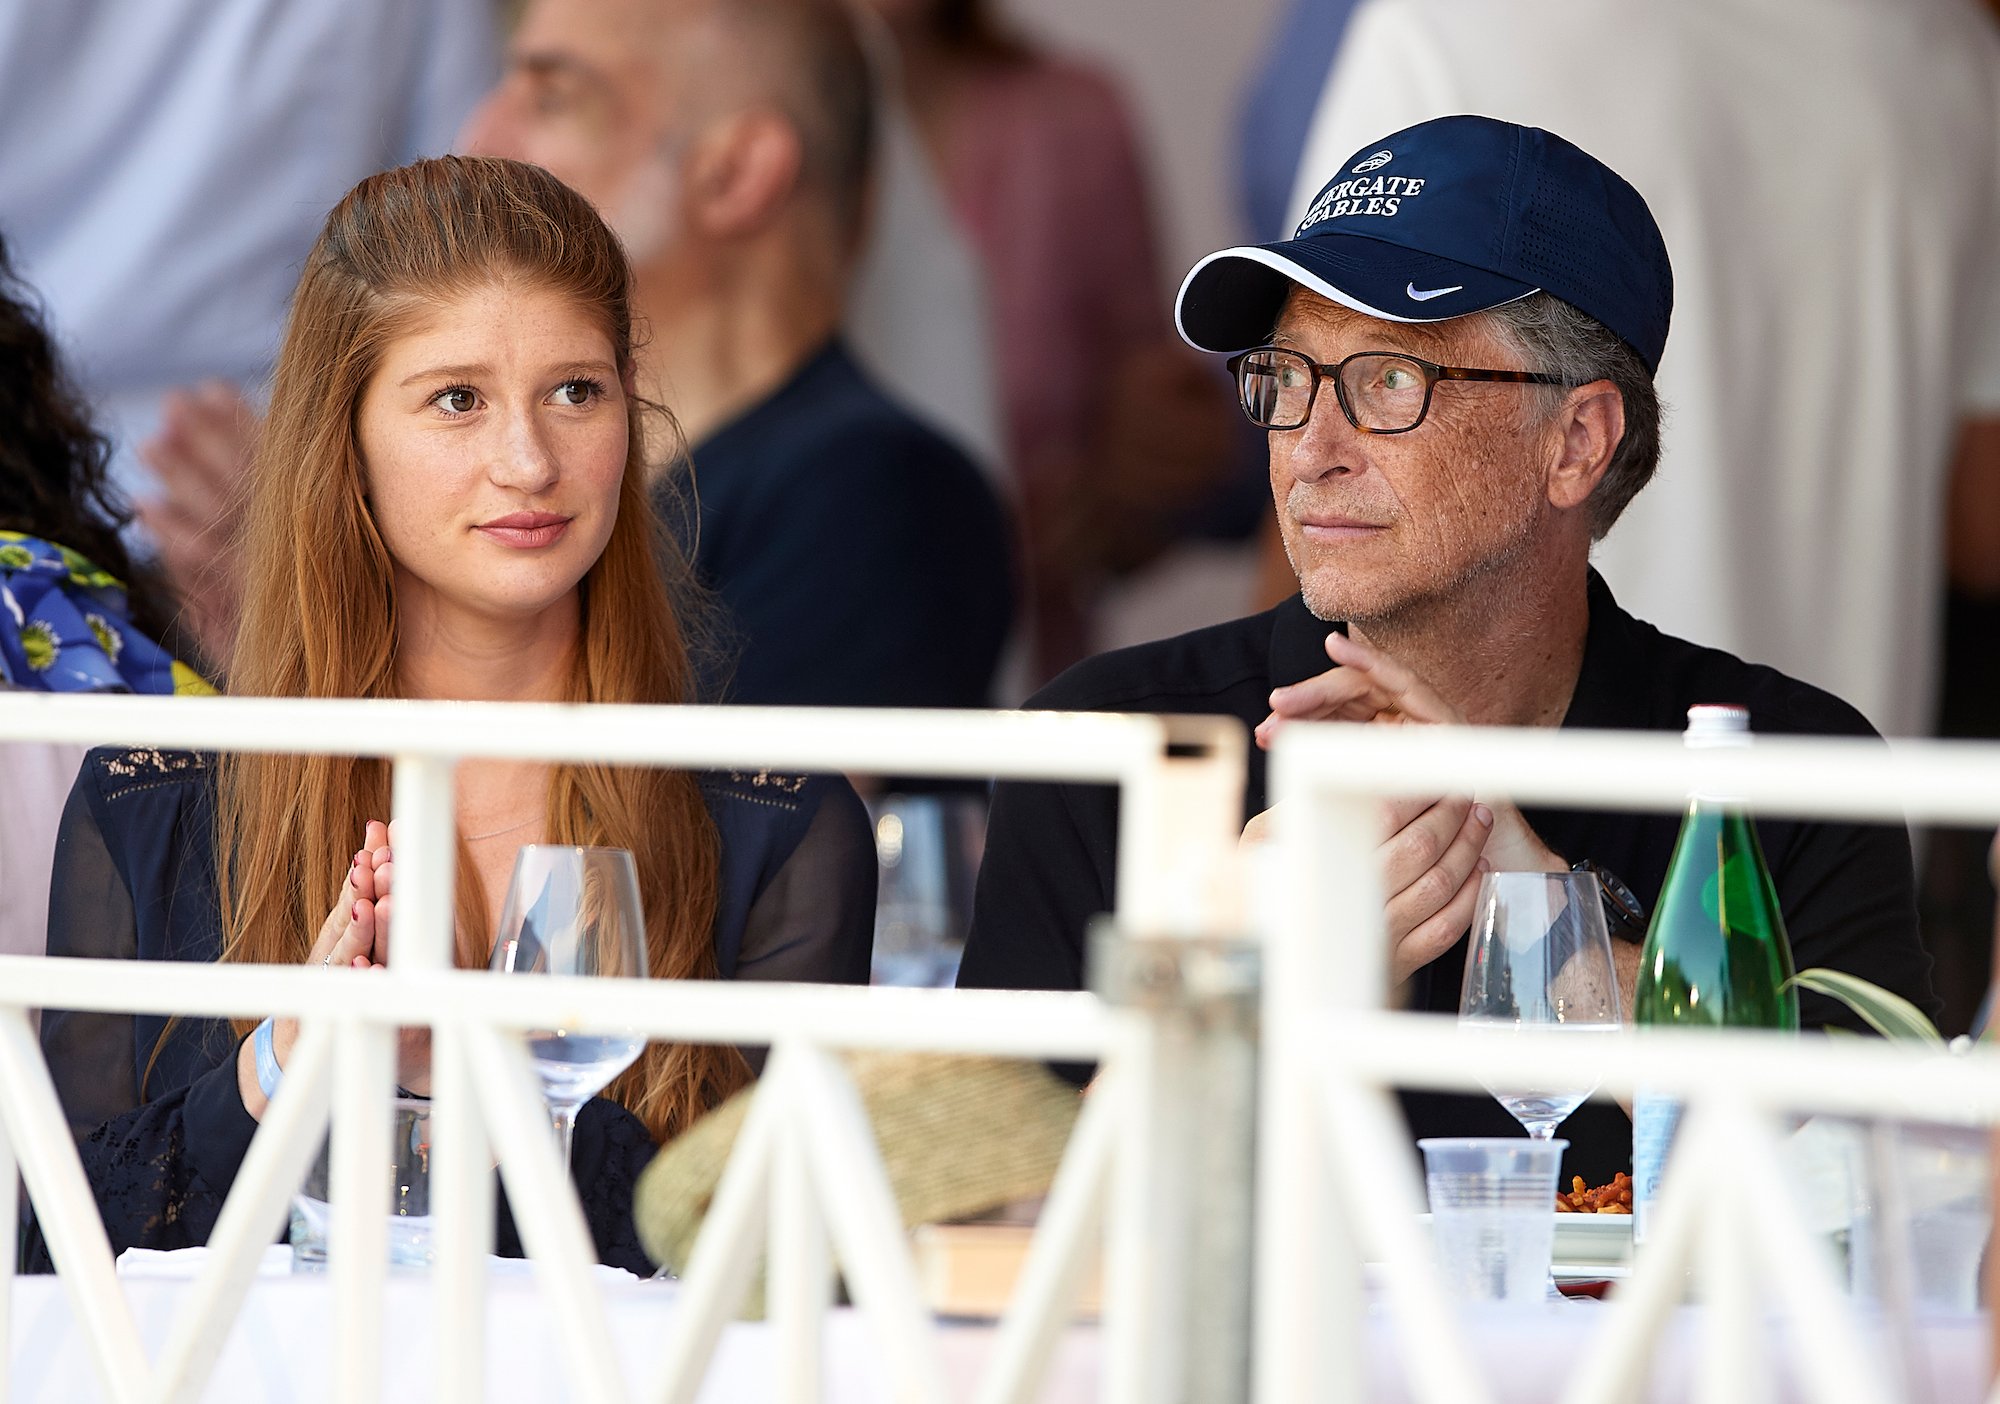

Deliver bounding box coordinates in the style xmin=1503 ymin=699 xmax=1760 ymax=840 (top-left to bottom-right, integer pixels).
xmin=489 ymin=846 xmax=648 ymax=1173
xmin=1458 ymin=870 xmax=1621 ymax=1141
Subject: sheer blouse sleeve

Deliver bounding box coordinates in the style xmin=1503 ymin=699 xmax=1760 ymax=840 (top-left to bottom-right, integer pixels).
xmin=40 ymin=777 xmax=142 ymax=1140
xmin=731 ymin=781 xmax=876 ymax=986
xmin=32 ymin=760 xmax=258 ymax=1261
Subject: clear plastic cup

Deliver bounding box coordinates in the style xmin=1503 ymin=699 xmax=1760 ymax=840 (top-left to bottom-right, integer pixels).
xmin=1420 ymin=1137 xmax=1567 ymax=1304
xmin=1848 ymin=1120 xmax=1990 ymax=1312
xmin=289 ymin=1097 xmax=434 ymax=1271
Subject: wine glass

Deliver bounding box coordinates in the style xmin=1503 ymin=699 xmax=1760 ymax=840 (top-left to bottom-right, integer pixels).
xmin=489 ymin=846 xmax=648 ymax=1173
xmin=1457 ymin=870 xmax=1622 ymax=1141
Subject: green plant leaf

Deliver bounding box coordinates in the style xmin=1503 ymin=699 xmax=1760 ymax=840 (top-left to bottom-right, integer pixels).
xmin=1788 ymin=968 xmax=1945 ymax=1047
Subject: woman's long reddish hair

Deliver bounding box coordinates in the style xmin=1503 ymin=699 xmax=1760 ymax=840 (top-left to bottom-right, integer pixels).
xmin=217 ymin=156 xmax=745 ymax=1142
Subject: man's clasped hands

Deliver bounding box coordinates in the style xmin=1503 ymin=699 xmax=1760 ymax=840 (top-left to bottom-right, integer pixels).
xmin=1244 ymin=631 xmax=1567 ymax=987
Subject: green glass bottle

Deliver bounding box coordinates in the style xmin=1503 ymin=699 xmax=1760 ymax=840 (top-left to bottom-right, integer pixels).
xmin=1631 ymin=705 xmax=1798 ymax=1240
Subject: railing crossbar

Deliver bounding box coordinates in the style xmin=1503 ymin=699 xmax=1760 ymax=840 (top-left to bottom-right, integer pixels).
xmin=1274 ymin=723 xmax=2000 ymax=826
xmin=0 ymin=964 xmax=1115 ymax=1061
xmin=0 ymin=694 xmax=1170 ymax=785
xmin=1316 ymin=1016 xmax=2000 ymax=1122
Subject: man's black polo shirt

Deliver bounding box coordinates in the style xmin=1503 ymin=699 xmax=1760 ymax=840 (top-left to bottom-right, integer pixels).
xmin=959 ymin=571 xmax=1939 ymax=1185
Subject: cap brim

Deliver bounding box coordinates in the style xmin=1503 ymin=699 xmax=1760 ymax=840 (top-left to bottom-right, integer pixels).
xmin=1175 ymin=235 xmax=1541 ymax=353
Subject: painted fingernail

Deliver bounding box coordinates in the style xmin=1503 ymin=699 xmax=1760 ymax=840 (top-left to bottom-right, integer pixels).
xmin=1474 ymin=804 xmax=1494 ymax=827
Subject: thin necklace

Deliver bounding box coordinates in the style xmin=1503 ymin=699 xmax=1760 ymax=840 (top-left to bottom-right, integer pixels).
xmin=464 ymin=816 xmax=538 ymax=843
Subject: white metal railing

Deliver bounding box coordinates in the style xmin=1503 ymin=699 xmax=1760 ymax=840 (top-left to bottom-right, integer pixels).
xmin=8 ymin=690 xmax=2000 ymax=1403
xmin=1263 ymin=723 xmax=2000 ymax=1404
xmin=0 ymin=690 xmax=1243 ymax=1404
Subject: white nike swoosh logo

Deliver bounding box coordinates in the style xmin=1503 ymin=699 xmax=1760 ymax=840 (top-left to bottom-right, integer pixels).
xmin=1406 ymin=283 xmax=1463 ymax=302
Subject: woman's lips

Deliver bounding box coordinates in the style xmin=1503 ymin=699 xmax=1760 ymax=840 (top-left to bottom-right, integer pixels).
xmin=475 ymin=512 xmax=572 ymax=549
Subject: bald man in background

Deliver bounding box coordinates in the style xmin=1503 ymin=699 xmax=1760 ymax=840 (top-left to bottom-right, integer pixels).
xmin=458 ymin=0 xmax=1013 ymax=707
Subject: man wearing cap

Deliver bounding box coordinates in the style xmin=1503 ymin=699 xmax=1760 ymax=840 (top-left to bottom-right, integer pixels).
xmin=958 ymin=115 xmax=1939 ymax=1183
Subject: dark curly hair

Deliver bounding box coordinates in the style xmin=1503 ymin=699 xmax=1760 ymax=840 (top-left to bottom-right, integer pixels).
xmin=0 ymin=230 xmax=169 ymax=642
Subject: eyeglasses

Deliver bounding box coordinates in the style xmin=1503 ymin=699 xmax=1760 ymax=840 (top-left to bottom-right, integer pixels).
xmin=1225 ymin=346 xmax=1573 ymax=434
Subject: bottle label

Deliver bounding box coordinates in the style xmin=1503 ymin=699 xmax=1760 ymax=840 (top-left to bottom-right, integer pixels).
xmin=1631 ymin=1093 xmax=1681 ymax=1245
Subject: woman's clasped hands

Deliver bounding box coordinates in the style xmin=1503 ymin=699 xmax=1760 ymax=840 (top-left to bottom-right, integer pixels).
xmin=241 ymin=820 xmax=427 ymax=1117
xmin=316 ymin=818 xmax=395 ymax=972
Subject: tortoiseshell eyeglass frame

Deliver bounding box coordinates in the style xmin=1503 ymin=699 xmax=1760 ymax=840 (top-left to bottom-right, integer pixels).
xmin=1225 ymin=346 xmax=1574 ymax=434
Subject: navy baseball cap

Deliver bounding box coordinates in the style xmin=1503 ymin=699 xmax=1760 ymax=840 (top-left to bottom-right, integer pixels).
xmin=1176 ymin=115 xmax=1673 ymax=372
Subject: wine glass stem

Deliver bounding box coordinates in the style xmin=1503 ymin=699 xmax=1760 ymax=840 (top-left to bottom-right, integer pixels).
xmin=551 ymin=1101 xmax=581 ymax=1176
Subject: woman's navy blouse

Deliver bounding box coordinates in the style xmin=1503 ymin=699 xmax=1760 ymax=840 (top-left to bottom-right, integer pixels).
xmin=36 ymin=747 xmax=875 ymax=1273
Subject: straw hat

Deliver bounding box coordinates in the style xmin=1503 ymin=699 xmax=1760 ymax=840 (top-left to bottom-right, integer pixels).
xmin=633 ymin=1051 xmax=1082 ymax=1283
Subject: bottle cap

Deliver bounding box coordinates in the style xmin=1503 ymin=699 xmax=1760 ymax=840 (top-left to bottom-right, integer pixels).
xmin=1684 ymin=704 xmax=1750 ymax=749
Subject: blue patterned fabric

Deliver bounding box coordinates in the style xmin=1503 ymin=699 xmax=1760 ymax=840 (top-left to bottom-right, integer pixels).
xmin=0 ymin=531 xmax=211 ymax=696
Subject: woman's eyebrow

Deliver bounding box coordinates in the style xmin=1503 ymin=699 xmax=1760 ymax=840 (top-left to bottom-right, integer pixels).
xmin=400 ymin=362 xmax=489 ymax=388
xmin=399 ymin=357 xmax=619 ymax=389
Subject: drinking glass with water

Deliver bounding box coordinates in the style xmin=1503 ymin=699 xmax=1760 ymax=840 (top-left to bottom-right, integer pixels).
xmin=1457 ymin=870 xmax=1621 ymax=1141
xmin=488 ymin=846 xmax=649 ymax=1173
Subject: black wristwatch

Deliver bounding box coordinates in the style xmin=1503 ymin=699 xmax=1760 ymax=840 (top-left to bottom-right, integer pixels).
xmin=1571 ymin=860 xmax=1648 ymax=943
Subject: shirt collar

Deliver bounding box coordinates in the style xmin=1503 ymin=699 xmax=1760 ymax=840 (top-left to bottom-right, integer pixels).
xmin=690 ymin=336 xmax=850 ymax=455
xmin=1268 ymin=592 xmax=1345 ymax=690
xmin=1263 ymin=569 xmax=1634 ymax=727
xmin=1555 ymin=569 xmax=1644 ymax=732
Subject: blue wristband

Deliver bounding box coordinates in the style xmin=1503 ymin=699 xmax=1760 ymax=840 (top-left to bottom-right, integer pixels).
xmin=252 ymin=1017 xmax=284 ymax=1101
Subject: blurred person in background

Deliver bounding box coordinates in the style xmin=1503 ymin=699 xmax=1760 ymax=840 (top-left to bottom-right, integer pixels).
xmin=0 ymin=234 xmax=213 ymax=966
xmin=860 ymin=0 xmax=1239 ymax=681
xmin=1283 ymin=0 xmax=2000 ymax=749
xmin=37 ymin=158 xmax=876 ymax=1270
xmin=0 ymin=0 xmax=500 ymax=664
xmin=1236 ymin=0 xmax=1364 ymax=248
xmin=1232 ymin=0 xmax=1373 ymax=612
xmin=1935 ymin=309 xmax=2000 ymax=1026
xmin=460 ymin=0 xmax=1014 ymax=708
xmin=143 ymin=0 xmax=1014 ymax=709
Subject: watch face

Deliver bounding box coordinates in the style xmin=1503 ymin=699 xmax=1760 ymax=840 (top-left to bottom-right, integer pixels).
xmin=1577 ymin=862 xmax=1646 ymax=938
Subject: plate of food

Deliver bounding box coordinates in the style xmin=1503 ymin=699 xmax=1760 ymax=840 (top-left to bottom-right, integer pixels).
xmin=1553 ymin=1172 xmax=1633 ymax=1267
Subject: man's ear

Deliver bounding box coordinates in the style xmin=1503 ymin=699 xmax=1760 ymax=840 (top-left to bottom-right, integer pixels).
xmin=1546 ymin=380 xmax=1624 ymax=512
xmin=682 ymin=109 xmax=805 ymax=240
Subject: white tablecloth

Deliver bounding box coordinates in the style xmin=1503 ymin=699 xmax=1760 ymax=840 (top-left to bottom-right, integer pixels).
xmin=1359 ymin=1304 xmax=1988 ymax=1404
xmin=6 ymin=1260 xmax=1987 ymax=1402
xmin=10 ymin=1262 xmax=1099 ymax=1403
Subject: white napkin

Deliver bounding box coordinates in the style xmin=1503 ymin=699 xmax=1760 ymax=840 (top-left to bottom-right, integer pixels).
xmin=114 ymin=1244 xmax=653 ymax=1288
xmin=116 ymin=1244 xmax=296 ymax=1278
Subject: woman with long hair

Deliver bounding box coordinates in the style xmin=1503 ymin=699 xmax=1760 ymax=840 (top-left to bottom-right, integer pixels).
xmin=0 ymin=231 xmax=212 ymax=962
xmin=39 ymin=157 xmax=875 ymax=1271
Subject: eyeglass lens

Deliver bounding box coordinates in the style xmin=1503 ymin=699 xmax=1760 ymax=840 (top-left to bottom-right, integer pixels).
xmin=1236 ymin=349 xmax=1431 ymax=432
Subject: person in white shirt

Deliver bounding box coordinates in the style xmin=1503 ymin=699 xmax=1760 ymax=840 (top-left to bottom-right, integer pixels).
xmin=1286 ymin=0 xmax=2000 ymax=739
